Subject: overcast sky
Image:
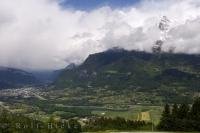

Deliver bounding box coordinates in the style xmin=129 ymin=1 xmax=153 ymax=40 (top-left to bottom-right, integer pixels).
xmin=0 ymin=0 xmax=200 ymax=70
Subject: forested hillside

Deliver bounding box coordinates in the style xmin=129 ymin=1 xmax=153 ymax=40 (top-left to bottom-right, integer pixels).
xmin=55 ymin=48 xmax=200 ymax=103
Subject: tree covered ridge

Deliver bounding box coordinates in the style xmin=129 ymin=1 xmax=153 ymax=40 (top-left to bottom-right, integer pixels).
xmin=158 ymin=98 xmax=200 ymax=131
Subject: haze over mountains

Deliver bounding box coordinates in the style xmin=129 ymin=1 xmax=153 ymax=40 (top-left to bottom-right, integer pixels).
xmin=1 ymin=0 xmax=200 ymax=70
xmin=0 ymin=0 xmax=200 ymax=91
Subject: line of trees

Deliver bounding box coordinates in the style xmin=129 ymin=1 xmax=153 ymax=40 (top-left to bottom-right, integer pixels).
xmin=157 ymin=98 xmax=200 ymax=131
xmin=83 ymin=117 xmax=152 ymax=131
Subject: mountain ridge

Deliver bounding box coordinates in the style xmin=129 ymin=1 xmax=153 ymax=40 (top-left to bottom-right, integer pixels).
xmin=55 ymin=48 xmax=200 ymax=92
xmin=0 ymin=66 xmax=40 ymax=89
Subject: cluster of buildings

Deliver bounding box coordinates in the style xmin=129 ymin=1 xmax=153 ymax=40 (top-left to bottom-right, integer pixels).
xmin=0 ymin=87 xmax=46 ymax=99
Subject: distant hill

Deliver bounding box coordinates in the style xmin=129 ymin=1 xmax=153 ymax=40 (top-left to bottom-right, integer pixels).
xmin=0 ymin=66 xmax=39 ymax=89
xmin=55 ymin=48 xmax=200 ymax=93
xmin=32 ymin=63 xmax=76 ymax=84
xmin=32 ymin=70 xmax=62 ymax=84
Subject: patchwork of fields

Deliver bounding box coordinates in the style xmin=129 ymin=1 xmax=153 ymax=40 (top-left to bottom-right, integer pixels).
xmin=92 ymin=105 xmax=162 ymax=124
xmin=0 ymin=87 xmax=163 ymax=124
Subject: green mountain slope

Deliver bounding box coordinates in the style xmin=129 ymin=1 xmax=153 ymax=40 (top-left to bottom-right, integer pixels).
xmin=55 ymin=48 xmax=200 ymax=93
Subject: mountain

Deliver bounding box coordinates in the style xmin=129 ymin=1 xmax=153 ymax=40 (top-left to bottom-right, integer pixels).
xmin=32 ymin=63 xmax=76 ymax=84
xmin=32 ymin=70 xmax=62 ymax=84
xmin=65 ymin=63 xmax=76 ymax=70
xmin=55 ymin=48 xmax=200 ymax=92
xmin=0 ymin=66 xmax=39 ymax=89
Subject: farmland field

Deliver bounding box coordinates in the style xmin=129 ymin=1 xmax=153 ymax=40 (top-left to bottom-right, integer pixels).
xmin=92 ymin=105 xmax=162 ymax=124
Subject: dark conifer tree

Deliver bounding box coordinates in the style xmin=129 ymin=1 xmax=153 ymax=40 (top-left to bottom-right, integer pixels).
xmin=163 ymin=104 xmax=171 ymax=118
xmin=157 ymin=104 xmax=172 ymax=130
xmin=177 ymin=103 xmax=190 ymax=119
xmin=158 ymin=99 xmax=200 ymax=131
xmin=171 ymin=104 xmax=178 ymax=118
xmin=190 ymin=98 xmax=200 ymax=121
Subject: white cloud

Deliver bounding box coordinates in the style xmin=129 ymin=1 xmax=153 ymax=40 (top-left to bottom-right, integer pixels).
xmin=0 ymin=0 xmax=200 ymax=70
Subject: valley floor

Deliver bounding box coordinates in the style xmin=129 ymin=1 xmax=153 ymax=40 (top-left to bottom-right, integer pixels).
xmin=1 ymin=87 xmax=200 ymax=132
xmin=0 ymin=87 xmax=163 ymax=124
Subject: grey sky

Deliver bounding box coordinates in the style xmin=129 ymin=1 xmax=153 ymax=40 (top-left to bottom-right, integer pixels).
xmin=0 ymin=0 xmax=200 ymax=70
